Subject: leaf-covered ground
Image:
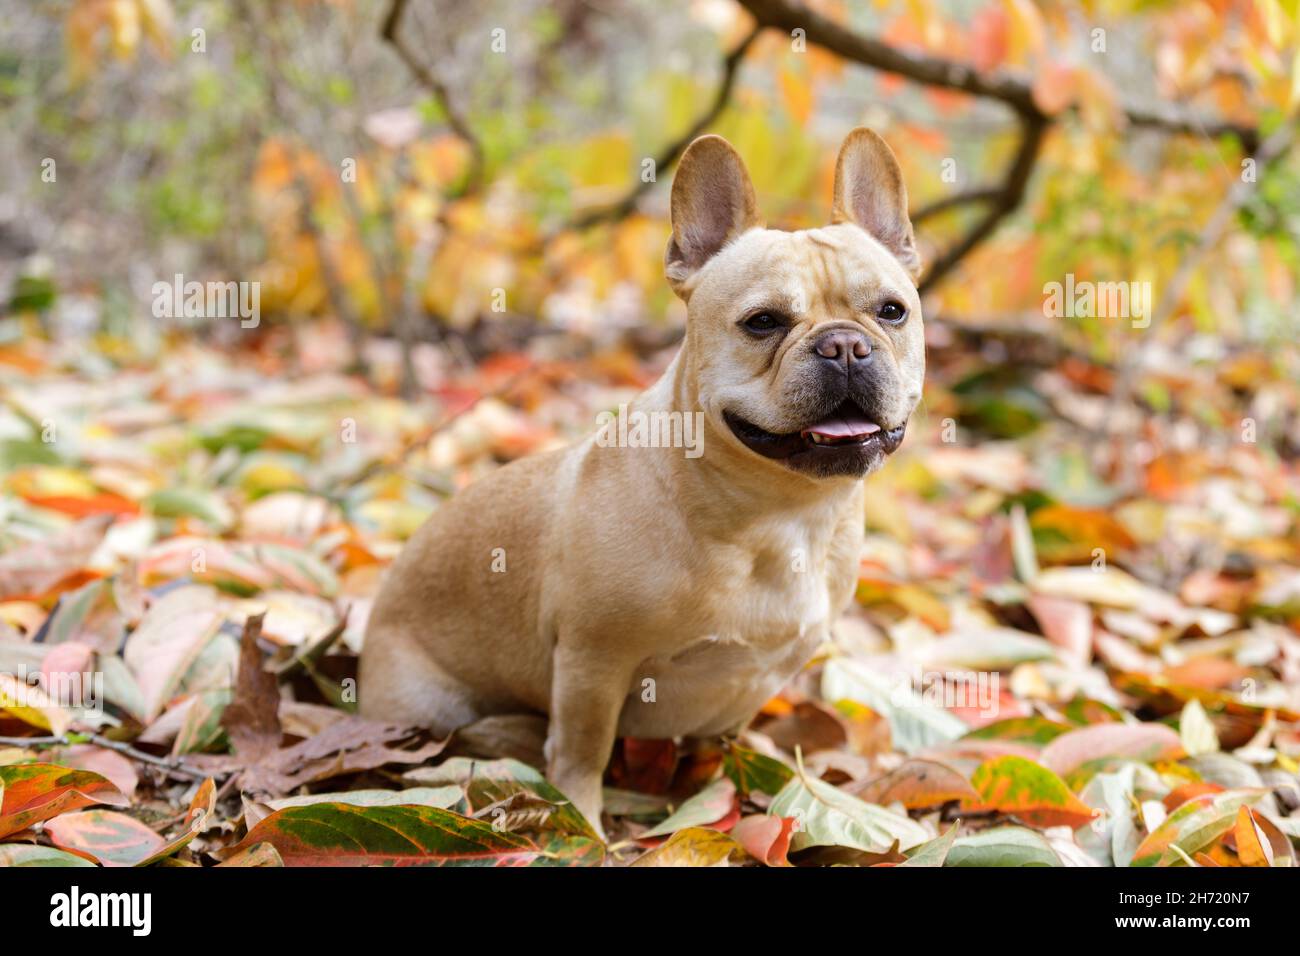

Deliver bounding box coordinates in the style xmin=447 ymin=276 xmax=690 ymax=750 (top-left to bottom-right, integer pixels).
xmin=1 ymin=318 xmax=1299 ymax=867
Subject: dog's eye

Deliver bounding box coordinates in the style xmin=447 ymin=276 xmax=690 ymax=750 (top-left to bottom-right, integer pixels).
xmin=876 ymin=301 xmax=907 ymax=325
xmin=741 ymin=312 xmax=784 ymax=336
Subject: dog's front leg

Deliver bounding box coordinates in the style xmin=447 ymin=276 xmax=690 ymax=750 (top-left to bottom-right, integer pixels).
xmin=545 ymin=640 xmax=633 ymax=841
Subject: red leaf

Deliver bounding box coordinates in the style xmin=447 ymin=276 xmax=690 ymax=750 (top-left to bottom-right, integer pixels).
xmin=731 ymin=814 xmax=794 ymax=866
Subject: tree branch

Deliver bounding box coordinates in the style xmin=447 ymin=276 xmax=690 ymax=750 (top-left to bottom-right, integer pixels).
xmin=735 ymin=0 xmax=1257 ymax=142
xmin=557 ymin=24 xmax=763 ymax=232
xmin=918 ymin=115 xmax=1048 ymax=294
xmin=910 ymin=187 xmax=1004 ymax=226
xmin=734 ymin=0 xmax=1260 ymax=290
xmin=381 ymin=0 xmax=486 ymax=197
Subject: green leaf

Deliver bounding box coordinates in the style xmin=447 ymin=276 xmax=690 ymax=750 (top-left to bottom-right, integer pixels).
xmin=901 ymin=824 xmax=958 ymax=867
xmin=1061 ymin=698 xmax=1126 ymax=725
xmin=225 ymin=802 xmax=564 ymax=867
xmin=0 ymin=439 xmax=63 ymax=469
xmin=640 ymin=778 xmax=736 ymax=839
xmin=945 ymin=826 xmax=1063 ymax=867
xmin=0 ymin=845 xmax=95 ymax=867
xmin=145 ymin=488 xmax=233 ymax=530
xmin=965 ymin=716 xmax=1072 ymax=745
xmin=171 ymin=688 xmax=231 ymax=755
xmin=967 ymin=755 xmax=1097 ymax=828
xmin=822 ymin=657 xmax=967 ymax=754
xmin=723 ymin=744 xmax=793 ymax=797
xmin=769 ymin=760 xmax=928 ymax=855
xmin=10 ymin=275 xmax=56 ymax=312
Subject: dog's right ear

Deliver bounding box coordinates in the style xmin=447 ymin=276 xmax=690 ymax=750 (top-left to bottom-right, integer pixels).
xmin=665 ymin=135 xmax=761 ymax=298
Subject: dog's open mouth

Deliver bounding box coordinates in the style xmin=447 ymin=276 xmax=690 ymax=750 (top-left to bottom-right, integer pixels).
xmin=724 ymin=400 xmax=907 ymax=465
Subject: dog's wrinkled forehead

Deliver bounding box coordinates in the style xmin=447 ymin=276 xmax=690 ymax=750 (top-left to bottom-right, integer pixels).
xmin=665 ymin=128 xmax=922 ymax=304
xmin=697 ymin=223 xmax=919 ymax=318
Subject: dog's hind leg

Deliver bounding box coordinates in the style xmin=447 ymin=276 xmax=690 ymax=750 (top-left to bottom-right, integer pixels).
xmin=357 ymin=629 xmax=483 ymax=737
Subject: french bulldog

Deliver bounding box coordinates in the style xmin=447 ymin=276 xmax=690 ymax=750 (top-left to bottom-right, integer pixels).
xmin=359 ymin=128 xmax=925 ymax=835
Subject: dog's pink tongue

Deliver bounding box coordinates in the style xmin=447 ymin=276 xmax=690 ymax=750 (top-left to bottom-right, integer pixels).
xmin=806 ymin=414 xmax=881 ymax=439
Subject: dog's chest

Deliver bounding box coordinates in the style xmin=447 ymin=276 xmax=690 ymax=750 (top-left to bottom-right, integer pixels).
xmin=619 ymin=521 xmax=847 ymax=737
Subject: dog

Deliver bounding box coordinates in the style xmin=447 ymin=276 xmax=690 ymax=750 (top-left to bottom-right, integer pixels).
xmin=359 ymin=128 xmax=925 ymax=835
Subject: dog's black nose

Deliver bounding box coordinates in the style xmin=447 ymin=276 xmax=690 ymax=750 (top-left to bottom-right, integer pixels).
xmin=813 ymin=329 xmax=871 ymax=365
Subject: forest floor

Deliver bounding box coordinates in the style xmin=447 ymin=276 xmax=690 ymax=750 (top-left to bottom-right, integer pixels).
xmin=1 ymin=316 xmax=1298 ymax=866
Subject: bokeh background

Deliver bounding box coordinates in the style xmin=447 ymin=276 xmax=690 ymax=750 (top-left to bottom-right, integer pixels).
xmin=0 ymin=0 xmax=1299 ymax=868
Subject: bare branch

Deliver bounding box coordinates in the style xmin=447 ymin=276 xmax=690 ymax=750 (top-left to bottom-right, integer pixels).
xmin=556 ymin=24 xmax=763 ymax=233
xmin=734 ymin=0 xmax=1260 ymax=290
xmin=910 ymin=187 xmax=1004 ymax=226
xmin=918 ymin=115 xmax=1048 ymax=294
xmin=382 ymin=0 xmax=486 ymax=197
xmin=735 ymin=0 xmax=1258 ymax=143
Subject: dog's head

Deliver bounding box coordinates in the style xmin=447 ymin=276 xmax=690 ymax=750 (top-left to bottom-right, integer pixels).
xmin=667 ymin=128 xmax=925 ymax=480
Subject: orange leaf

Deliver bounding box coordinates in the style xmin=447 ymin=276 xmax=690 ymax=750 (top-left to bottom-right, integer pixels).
xmin=1163 ymin=781 xmax=1224 ymax=813
xmin=1031 ymin=62 xmax=1079 ymax=115
xmin=858 ymin=758 xmax=979 ymax=810
xmin=965 ymin=755 xmax=1097 ymax=828
xmin=1234 ymin=805 xmax=1271 ymax=867
xmin=0 ymin=764 xmax=126 ymax=839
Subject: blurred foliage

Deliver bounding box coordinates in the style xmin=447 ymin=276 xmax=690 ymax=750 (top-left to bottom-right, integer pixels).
xmin=0 ymin=0 xmax=1298 ymax=372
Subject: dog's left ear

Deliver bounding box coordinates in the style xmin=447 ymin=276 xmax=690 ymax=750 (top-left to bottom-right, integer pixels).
xmin=830 ymin=128 xmax=921 ymax=283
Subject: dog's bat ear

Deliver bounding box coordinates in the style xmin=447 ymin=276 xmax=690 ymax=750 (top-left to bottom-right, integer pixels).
xmin=830 ymin=128 xmax=921 ymax=282
xmin=665 ymin=135 xmax=761 ymax=297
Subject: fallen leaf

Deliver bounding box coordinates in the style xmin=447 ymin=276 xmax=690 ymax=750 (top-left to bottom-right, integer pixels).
xmin=1040 ymin=722 xmax=1183 ymax=777
xmin=630 ymin=827 xmax=749 ymax=867
xmin=224 ymin=803 xmax=557 ymax=866
xmin=637 ymin=777 xmax=738 ymax=841
xmin=0 ymin=515 xmax=114 ymax=601
xmin=1131 ymin=789 xmax=1265 ymax=867
xmin=965 ymin=754 xmax=1097 ymax=828
xmin=221 ymin=612 xmax=281 ymax=762
xmin=0 ymin=764 xmax=125 ymax=839
xmin=945 ymin=825 xmax=1062 ymax=867
xmin=730 ymin=814 xmax=793 ymax=866
xmin=769 ymin=760 xmax=928 ymax=854
xmin=855 ymin=758 xmax=978 ymax=810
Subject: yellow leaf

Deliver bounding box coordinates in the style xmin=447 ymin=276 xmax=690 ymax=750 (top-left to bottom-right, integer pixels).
xmin=631 ymin=827 xmax=749 ymax=867
xmin=1003 ymin=0 xmax=1047 ymax=64
xmin=0 ymin=673 xmax=74 ymax=736
xmin=109 ymin=0 xmax=142 ymax=61
xmin=1290 ymin=48 xmax=1300 ymax=109
xmin=1234 ymin=806 xmax=1272 ymax=867
xmin=239 ymin=462 xmax=308 ymax=497
xmin=778 ymin=68 xmax=814 ymax=125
